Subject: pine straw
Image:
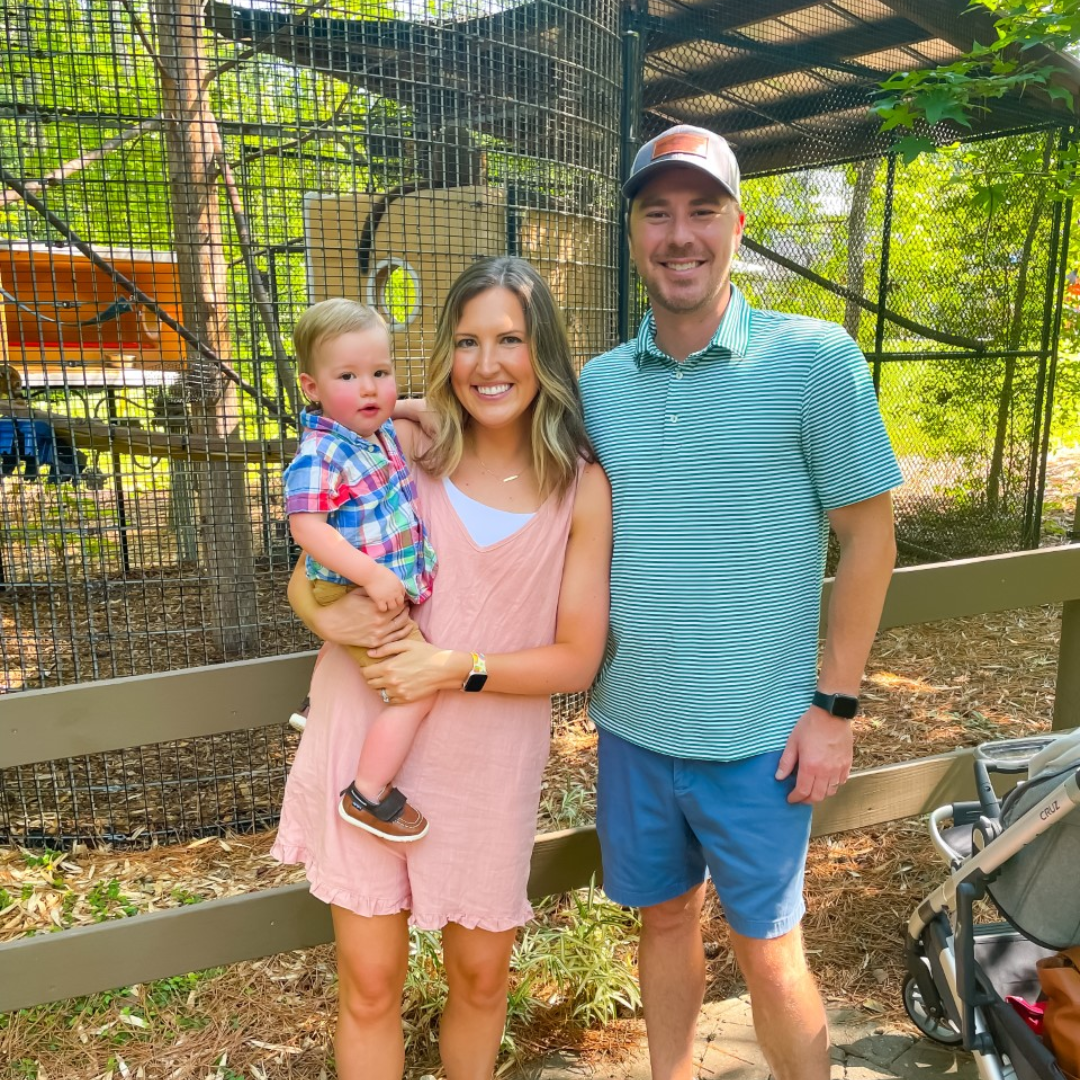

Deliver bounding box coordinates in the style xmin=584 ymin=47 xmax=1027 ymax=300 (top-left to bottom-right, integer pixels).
xmin=2 ymin=599 xmax=1066 ymax=1078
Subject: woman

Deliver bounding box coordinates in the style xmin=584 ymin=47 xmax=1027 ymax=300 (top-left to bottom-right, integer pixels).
xmin=275 ymin=256 xmax=612 ymax=1080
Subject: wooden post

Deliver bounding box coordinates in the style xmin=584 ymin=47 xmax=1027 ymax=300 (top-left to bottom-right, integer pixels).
xmin=1054 ymin=499 xmax=1080 ymax=731
xmin=150 ymin=0 xmax=258 ymax=655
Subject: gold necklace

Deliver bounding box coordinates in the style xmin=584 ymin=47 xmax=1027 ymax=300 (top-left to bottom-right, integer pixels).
xmin=474 ymin=451 xmax=531 ymax=483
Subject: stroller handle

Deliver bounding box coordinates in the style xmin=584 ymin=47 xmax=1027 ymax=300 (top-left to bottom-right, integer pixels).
xmin=928 ymin=805 xmax=966 ymax=864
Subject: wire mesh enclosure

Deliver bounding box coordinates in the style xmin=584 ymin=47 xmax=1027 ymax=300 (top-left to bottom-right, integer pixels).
xmin=0 ymin=0 xmax=619 ymax=844
xmin=0 ymin=0 xmax=1074 ymax=845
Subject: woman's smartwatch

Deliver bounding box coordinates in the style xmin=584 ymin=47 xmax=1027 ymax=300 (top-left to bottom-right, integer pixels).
xmin=812 ymin=690 xmax=859 ymax=719
xmin=462 ymin=652 xmax=488 ymax=692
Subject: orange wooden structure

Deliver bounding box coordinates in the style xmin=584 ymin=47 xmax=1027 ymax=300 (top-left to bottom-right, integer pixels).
xmin=0 ymin=242 xmax=185 ymax=389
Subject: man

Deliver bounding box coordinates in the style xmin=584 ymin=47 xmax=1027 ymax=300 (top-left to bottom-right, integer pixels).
xmin=579 ymin=125 xmax=902 ymax=1080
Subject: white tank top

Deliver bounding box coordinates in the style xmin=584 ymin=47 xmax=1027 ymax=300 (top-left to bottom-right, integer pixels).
xmin=442 ymin=478 xmax=536 ymax=547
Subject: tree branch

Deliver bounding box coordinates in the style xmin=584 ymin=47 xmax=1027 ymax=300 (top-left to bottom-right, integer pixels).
xmin=213 ymin=130 xmax=300 ymax=415
xmin=234 ymin=84 xmax=360 ymax=169
xmin=118 ymin=0 xmax=172 ymax=83
xmin=0 ymin=120 xmax=161 ymax=208
xmin=203 ymin=0 xmax=332 ymax=90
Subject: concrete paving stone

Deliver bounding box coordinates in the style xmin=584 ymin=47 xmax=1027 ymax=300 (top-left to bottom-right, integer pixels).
xmin=830 ymin=1017 xmax=900 ymax=1050
xmin=708 ymin=1025 xmax=771 ymax=1068
xmin=710 ymin=996 xmax=754 ymax=1017
xmin=843 ymin=1034 xmax=917 ymax=1067
xmin=888 ymin=1042 xmax=977 ymax=1080
xmin=694 ymin=1046 xmax=771 ymax=1080
xmin=843 ymin=1053 xmax=904 ymax=1080
xmin=830 ymin=1008 xmax=872 ymax=1026
xmin=707 ymin=998 xmax=755 ymax=1028
xmin=504 ymin=999 xmax=955 ymax=1079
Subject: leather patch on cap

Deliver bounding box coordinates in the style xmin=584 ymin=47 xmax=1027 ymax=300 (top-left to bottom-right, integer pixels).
xmin=652 ymin=131 xmax=709 ymax=160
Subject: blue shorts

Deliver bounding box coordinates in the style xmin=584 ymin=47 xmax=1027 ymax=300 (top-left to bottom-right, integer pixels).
xmin=595 ymin=728 xmax=812 ymax=940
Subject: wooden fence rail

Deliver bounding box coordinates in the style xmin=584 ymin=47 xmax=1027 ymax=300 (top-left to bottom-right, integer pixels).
xmin=2 ymin=545 xmax=1079 ymax=1013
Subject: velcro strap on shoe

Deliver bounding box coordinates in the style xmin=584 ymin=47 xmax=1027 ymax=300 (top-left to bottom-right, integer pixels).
xmin=342 ymin=782 xmax=408 ymax=823
xmin=370 ymin=786 xmax=408 ymax=822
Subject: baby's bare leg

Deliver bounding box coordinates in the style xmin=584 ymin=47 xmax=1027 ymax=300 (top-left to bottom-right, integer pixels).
xmin=353 ymin=696 xmax=434 ymax=802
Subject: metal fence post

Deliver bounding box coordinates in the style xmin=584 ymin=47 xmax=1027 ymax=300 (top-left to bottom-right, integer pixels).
xmin=617 ymin=25 xmax=643 ymax=344
xmin=1053 ymin=498 xmax=1080 ymax=731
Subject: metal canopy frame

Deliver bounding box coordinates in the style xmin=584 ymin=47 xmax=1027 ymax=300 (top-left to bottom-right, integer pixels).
xmin=628 ymin=0 xmax=1080 ymax=176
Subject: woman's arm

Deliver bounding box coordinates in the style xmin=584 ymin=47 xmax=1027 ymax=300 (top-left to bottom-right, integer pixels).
xmin=287 ymin=556 xmax=414 ymax=647
xmin=365 ymin=462 xmax=612 ymax=701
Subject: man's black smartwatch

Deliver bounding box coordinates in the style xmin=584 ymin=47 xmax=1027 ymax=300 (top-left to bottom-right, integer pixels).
xmin=812 ymin=690 xmax=859 ymax=720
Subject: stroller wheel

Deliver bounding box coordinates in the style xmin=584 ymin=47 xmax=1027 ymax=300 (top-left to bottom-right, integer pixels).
xmin=903 ymin=976 xmax=962 ymax=1045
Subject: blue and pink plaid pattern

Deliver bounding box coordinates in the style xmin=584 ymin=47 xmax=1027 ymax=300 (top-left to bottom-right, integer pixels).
xmin=283 ymin=410 xmax=437 ymax=603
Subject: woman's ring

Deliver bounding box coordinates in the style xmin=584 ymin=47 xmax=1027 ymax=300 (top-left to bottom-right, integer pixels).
xmin=380 ymin=689 xmax=390 ymax=704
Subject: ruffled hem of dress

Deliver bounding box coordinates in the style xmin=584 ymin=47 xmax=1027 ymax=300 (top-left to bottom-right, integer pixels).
xmin=408 ymin=905 xmax=534 ymax=934
xmin=270 ymin=841 xmax=533 ymax=930
xmin=270 ymin=840 xmax=411 ymax=918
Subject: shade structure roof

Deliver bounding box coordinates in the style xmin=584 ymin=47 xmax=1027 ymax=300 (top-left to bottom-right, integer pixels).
xmin=207 ymin=0 xmax=1080 ymax=177
xmin=636 ymin=0 xmax=1080 ymax=175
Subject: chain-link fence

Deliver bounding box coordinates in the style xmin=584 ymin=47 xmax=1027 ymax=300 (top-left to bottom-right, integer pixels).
xmin=734 ymin=147 xmax=1061 ymax=564
xmin=0 ymin=0 xmax=1071 ymax=844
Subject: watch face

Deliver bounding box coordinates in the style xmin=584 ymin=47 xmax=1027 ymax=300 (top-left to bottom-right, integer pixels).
xmin=833 ymin=695 xmax=859 ymax=719
xmin=463 ymin=672 xmax=488 ymax=693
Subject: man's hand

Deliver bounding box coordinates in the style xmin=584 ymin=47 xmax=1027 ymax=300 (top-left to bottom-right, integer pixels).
xmin=775 ymin=706 xmax=854 ymax=804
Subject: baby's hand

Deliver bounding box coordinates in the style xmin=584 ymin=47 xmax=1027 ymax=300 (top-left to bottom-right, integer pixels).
xmin=364 ymin=565 xmax=407 ymax=612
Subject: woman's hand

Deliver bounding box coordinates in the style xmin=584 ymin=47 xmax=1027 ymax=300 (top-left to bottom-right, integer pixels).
xmin=363 ymin=638 xmax=470 ymax=703
xmin=287 ymin=557 xmax=415 ymax=648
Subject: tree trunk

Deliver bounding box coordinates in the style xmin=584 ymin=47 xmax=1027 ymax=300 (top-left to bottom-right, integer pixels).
xmin=987 ymin=134 xmax=1053 ymax=514
xmin=844 ymin=159 xmax=876 ymax=340
xmin=150 ymin=0 xmax=257 ymax=656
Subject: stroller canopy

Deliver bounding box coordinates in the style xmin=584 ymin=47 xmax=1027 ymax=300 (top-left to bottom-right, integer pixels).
xmin=986 ymin=729 xmax=1080 ymax=951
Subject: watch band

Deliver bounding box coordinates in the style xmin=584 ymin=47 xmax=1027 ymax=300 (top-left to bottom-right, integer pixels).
xmin=812 ymin=690 xmax=859 ymax=720
xmin=462 ymin=651 xmax=488 ymax=693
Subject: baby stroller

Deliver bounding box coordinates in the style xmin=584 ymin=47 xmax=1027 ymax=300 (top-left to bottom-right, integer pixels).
xmin=903 ymin=729 xmax=1080 ymax=1080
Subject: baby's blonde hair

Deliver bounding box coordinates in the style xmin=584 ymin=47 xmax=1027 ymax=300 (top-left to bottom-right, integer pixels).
xmin=293 ymin=298 xmax=389 ymax=376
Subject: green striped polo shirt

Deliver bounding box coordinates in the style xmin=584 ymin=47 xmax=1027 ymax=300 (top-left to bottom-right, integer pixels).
xmin=580 ymin=285 xmax=903 ymax=761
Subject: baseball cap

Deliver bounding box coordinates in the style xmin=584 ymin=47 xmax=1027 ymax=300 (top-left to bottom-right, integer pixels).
xmin=622 ymin=125 xmax=741 ymax=203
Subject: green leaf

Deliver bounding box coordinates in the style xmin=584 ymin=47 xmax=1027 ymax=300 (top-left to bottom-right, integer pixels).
xmin=972 ymin=182 xmax=1009 ymax=216
xmin=879 ymin=102 xmax=919 ymax=131
xmin=920 ymin=91 xmax=974 ymax=128
xmin=891 ymin=135 xmax=937 ymax=165
xmin=1046 ymin=83 xmax=1075 ymax=106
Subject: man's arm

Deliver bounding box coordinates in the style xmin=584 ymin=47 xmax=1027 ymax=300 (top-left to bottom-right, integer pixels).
xmin=776 ymin=491 xmax=896 ymax=804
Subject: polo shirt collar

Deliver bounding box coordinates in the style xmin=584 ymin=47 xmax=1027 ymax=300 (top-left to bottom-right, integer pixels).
xmin=634 ymin=283 xmax=751 ymax=368
xmin=299 ymin=407 xmax=389 ymax=455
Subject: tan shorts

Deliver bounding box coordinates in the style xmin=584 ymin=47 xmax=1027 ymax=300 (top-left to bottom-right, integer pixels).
xmin=310 ymin=578 xmax=425 ymax=668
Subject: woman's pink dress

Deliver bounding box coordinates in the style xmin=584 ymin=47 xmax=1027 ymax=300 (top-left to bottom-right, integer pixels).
xmin=271 ymin=465 xmax=578 ymax=931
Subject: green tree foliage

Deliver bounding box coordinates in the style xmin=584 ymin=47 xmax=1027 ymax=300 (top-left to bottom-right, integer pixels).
xmin=874 ymin=0 xmax=1079 ymax=195
xmin=1 ymin=0 xmax=395 ymax=437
